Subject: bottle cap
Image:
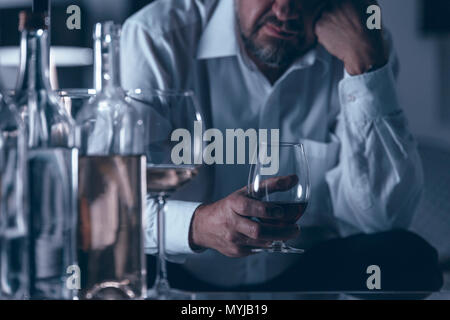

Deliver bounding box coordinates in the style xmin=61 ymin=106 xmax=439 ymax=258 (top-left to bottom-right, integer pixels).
xmin=18 ymin=11 xmax=49 ymax=32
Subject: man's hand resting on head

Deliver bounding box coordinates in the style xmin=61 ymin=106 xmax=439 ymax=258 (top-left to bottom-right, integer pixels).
xmin=189 ymin=175 xmax=301 ymax=258
xmin=315 ymin=0 xmax=388 ymax=75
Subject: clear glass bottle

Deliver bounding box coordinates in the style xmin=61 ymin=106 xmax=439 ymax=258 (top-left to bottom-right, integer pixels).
xmin=76 ymin=22 xmax=146 ymax=300
xmin=0 ymin=91 xmax=28 ymax=300
xmin=14 ymin=11 xmax=78 ymax=300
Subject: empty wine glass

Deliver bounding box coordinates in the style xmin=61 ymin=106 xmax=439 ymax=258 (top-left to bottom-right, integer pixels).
xmin=126 ymin=89 xmax=204 ymax=300
xmin=248 ymin=142 xmax=310 ymax=254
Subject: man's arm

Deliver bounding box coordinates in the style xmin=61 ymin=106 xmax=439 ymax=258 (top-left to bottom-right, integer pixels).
xmin=326 ymin=62 xmax=424 ymax=234
xmin=315 ymin=0 xmax=424 ymax=233
xmin=121 ymin=19 xmax=300 ymax=258
xmin=190 ymin=177 xmax=301 ymax=257
xmin=121 ymin=20 xmax=170 ymax=90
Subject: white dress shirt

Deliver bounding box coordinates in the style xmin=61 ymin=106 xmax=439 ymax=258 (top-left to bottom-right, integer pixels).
xmin=121 ymin=0 xmax=424 ymax=287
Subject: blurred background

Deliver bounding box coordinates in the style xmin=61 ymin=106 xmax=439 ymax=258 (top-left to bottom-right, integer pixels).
xmin=0 ymin=0 xmax=449 ymax=287
xmin=0 ymin=0 xmax=448 ymax=145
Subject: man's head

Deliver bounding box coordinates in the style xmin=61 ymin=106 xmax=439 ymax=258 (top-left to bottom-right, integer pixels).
xmin=235 ymin=0 xmax=325 ymax=68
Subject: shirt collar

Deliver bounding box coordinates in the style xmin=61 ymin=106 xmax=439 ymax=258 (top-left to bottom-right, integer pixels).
xmin=197 ymin=0 xmax=238 ymax=60
xmin=196 ymin=0 xmax=330 ymax=74
xmin=290 ymin=44 xmax=330 ymax=73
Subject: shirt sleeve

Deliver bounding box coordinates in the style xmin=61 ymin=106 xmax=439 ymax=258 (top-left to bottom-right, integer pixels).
xmin=325 ymin=51 xmax=424 ymax=236
xmin=120 ymin=20 xmax=172 ymax=90
xmin=144 ymin=198 xmax=202 ymax=262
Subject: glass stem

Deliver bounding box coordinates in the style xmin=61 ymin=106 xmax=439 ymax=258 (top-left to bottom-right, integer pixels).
xmin=154 ymin=195 xmax=170 ymax=292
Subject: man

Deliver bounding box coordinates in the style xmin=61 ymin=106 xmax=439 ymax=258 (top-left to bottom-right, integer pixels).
xmin=121 ymin=0 xmax=442 ymax=292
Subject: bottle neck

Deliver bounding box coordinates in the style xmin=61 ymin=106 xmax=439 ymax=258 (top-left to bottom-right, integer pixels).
xmin=15 ymin=29 xmax=52 ymax=92
xmin=94 ymin=34 xmax=122 ymax=93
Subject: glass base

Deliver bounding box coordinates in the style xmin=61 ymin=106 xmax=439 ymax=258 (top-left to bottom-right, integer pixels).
xmin=84 ymin=281 xmax=137 ymax=300
xmin=146 ymin=288 xmax=194 ymax=300
xmin=251 ymin=242 xmax=305 ymax=254
xmin=146 ymin=279 xmax=194 ymax=300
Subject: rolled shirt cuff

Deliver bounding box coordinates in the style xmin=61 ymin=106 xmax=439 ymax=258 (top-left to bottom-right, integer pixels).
xmin=144 ymin=199 xmax=202 ymax=257
xmin=339 ymin=62 xmax=400 ymax=124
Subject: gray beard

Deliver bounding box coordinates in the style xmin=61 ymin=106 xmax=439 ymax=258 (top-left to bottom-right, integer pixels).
xmin=240 ymin=30 xmax=297 ymax=68
xmin=234 ymin=2 xmax=300 ymax=69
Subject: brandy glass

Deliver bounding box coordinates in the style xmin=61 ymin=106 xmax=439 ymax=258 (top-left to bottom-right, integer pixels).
xmin=248 ymin=143 xmax=310 ymax=254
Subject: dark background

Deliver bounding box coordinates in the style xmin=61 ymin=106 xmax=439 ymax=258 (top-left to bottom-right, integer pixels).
xmin=0 ymin=1 xmax=449 ymax=90
xmin=422 ymin=1 xmax=450 ymax=34
xmin=0 ymin=0 xmax=155 ymax=88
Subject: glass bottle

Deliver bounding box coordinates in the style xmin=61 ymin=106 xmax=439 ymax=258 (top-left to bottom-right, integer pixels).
xmin=76 ymin=22 xmax=147 ymax=300
xmin=0 ymin=91 xmax=28 ymax=299
xmin=14 ymin=11 xmax=78 ymax=300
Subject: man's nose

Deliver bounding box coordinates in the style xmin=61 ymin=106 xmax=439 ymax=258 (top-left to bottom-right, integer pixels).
xmin=271 ymin=0 xmax=301 ymax=21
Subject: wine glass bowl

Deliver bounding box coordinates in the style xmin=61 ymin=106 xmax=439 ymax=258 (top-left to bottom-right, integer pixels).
xmin=145 ymin=165 xmax=199 ymax=195
xmin=248 ymin=142 xmax=310 ymax=254
xmin=127 ymin=90 xmax=202 ymax=166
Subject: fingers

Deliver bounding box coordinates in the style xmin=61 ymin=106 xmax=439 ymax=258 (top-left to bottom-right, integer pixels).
xmin=233 ymin=214 xmax=300 ymax=242
xmin=233 ymin=233 xmax=272 ymax=248
xmin=219 ymin=230 xmax=266 ymax=258
xmin=230 ymin=194 xmax=304 ymax=222
xmin=263 ymin=174 xmax=299 ymax=195
xmin=222 ymin=245 xmax=254 ymax=258
xmin=247 ymin=175 xmax=299 ymax=199
xmin=198 ymin=185 xmax=302 ymax=259
xmin=229 ymin=194 xmax=284 ymax=220
xmin=221 ymin=218 xmax=300 ymax=258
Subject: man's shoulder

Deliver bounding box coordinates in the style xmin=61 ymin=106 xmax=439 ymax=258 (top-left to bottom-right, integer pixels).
xmin=124 ymin=0 xmax=213 ymax=35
